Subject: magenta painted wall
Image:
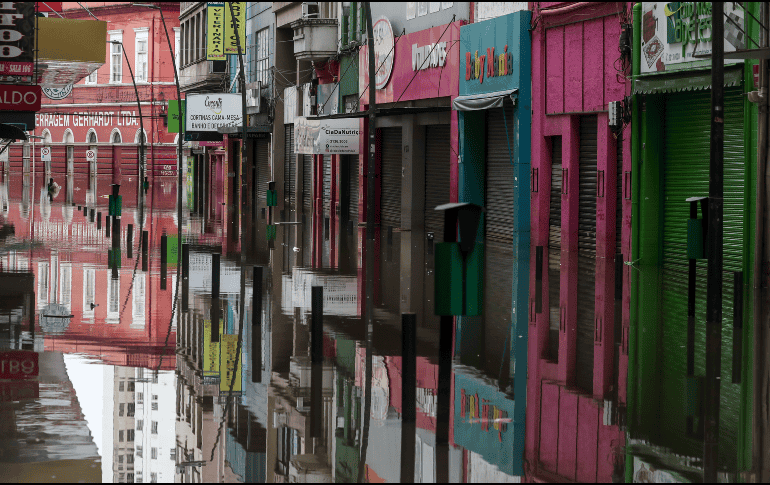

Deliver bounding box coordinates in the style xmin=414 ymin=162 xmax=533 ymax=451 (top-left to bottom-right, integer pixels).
xmin=527 ymin=2 xmax=630 ymax=482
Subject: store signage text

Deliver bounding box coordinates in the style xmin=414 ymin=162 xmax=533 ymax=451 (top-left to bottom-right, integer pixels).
xmin=412 ymin=41 xmax=447 ymax=71
xmin=373 ymin=17 xmax=394 ymax=89
xmin=295 ymin=117 xmax=360 ymax=155
xmin=0 ymin=84 xmax=40 ymax=111
xmin=460 ymin=388 xmax=512 ymax=442
xmin=666 ymin=2 xmax=713 ymax=56
xmin=0 ymin=351 xmax=39 ymax=379
xmin=0 ymin=2 xmax=34 ymax=75
xmin=35 ymin=110 xmax=140 ymax=128
xmin=186 ymin=93 xmax=242 ymax=132
xmin=465 ymin=46 xmax=513 ymax=84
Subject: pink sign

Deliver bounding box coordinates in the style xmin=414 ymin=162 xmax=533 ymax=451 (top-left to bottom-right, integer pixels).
xmin=359 ymin=21 xmax=463 ymax=107
xmin=199 ymin=141 xmax=225 ymax=147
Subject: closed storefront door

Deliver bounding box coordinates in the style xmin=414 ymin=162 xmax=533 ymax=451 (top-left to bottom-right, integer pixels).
xmin=303 ymin=154 xmax=312 ymax=211
xmin=284 ymin=125 xmax=295 ymax=208
xmin=576 ymin=115 xmax=597 ymax=393
xmin=548 ymin=136 xmax=563 ymax=361
xmin=256 ymin=139 xmax=270 ymax=210
xmin=660 ymin=87 xmax=745 ymax=466
xmin=380 ymin=127 xmax=402 ymax=228
xmin=484 ymin=105 xmax=514 ymax=376
xmin=424 ymin=124 xmax=451 ymax=328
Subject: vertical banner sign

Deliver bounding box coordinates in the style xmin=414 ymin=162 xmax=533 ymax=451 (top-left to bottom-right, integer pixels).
xmin=219 ymin=333 xmax=242 ymax=392
xmin=0 ymin=2 xmax=34 ymax=76
xmin=167 ymin=100 xmax=186 ymax=133
xmin=203 ymin=319 xmax=222 ymax=377
xmin=224 ymin=2 xmax=246 ymax=55
xmin=206 ymin=3 xmax=225 ymax=61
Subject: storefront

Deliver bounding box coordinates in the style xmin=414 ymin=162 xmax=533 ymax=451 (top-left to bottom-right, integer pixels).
xmin=358 ymin=18 xmax=463 ymax=321
xmin=453 ymin=12 xmax=530 ymax=468
xmin=630 ymin=2 xmax=758 ymax=477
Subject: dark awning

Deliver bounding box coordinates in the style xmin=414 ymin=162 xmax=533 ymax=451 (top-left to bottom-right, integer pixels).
xmin=452 ymin=88 xmax=518 ymax=111
xmin=0 ymin=123 xmax=28 ymax=141
xmin=633 ymin=67 xmax=743 ymax=95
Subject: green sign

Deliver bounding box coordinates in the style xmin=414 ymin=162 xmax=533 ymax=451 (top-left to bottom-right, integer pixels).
xmin=168 ymin=100 xmax=186 ymax=133
xmin=166 ymin=235 xmax=178 ymax=266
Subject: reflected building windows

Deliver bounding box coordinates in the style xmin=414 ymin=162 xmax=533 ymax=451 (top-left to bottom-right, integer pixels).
xmin=83 ymin=267 xmax=96 ymax=320
xmin=107 ymin=276 xmax=120 ymax=324
xmin=37 ymin=262 xmax=49 ymax=309
xmin=132 ymin=274 xmax=146 ymax=328
xmin=60 ymin=263 xmax=72 ymax=311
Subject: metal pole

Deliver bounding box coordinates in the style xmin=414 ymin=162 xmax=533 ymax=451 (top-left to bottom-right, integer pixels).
xmin=311 ymin=286 xmax=323 ymax=440
xmin=401 ymin=313 xmax=416 ymax=483
xmin=705 ymin=2 xmax=724 ymax=481
xmin=252 ymin=266 xmax=263 ymax=383
xmin=227 ymin=2 xmax=249 ymax=235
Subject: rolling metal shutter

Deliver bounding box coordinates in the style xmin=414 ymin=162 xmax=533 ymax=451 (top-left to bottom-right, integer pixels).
xmin=483 ymin=105 xmax=514 ymax=377
xmin=485 ymin=106 xmax=514 ymax=243
xmin=549 ymin=136 xmax=563 ymax=361
xmin=424 ymin=125 xmax=451 ymax=241
xmin=380 ymin=127 xmax=402 ymax=227
xmin=323 ymin=154 xmax=331 ymax=212
xmin=256 ymin=139 xmax=270 ymax=209
xmin=303 ymin=154 xmax=312 ymax=210
xmin=284 ymin=125 xmax=295 ymax=207
xmin=576 ymin=115 xmax=597 ymax=393
xmin=661 ymin=88 xmax=744 ymax=467
xmin=348 ymin=155 xmax=359 ymax=223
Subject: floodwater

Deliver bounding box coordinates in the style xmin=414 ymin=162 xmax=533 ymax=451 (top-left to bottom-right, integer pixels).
xmin=0 ymin=172 xmax=521 ymax=483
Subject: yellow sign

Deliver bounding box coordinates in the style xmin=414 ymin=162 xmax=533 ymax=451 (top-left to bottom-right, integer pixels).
xmin=219 ymin=334 xmax=242 ymax=392
xmin=207 ymin=3 xmax=226 ymax=60
xmin=224 ymin=2 xmax=247 ymax=55
xmin=203 ymin=319 xmax=222 ymax=376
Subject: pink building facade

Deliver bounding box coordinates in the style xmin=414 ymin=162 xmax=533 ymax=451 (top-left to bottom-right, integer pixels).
xmin=526 ymin=2 xmax=631 ymax=482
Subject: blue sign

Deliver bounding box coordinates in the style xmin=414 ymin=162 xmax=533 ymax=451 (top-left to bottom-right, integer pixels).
xmin=453 ymin=370 xmax=519 ymax=475
xmin=459 ymin=10 xmax=531 ymax=96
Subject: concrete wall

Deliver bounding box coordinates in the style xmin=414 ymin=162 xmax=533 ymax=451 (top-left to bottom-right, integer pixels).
xmin=371 ymin=2 xmax=471 ymax=35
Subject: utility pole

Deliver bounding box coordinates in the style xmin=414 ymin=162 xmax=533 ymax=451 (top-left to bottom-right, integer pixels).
xmin=357 ymin=2 xmax=376 ymax=483
xmin=705 ymin=2 xmax=724 ymax=481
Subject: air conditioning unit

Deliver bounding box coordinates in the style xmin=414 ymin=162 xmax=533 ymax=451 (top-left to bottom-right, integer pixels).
xmin=302 ymin=2 xmax=319 ymax=18
xmin=246 ymin=89 xmax=262 ymax=112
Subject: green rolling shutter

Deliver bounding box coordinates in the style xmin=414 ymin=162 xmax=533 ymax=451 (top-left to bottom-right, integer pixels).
xmin=660 ymin=87 xmax=745 ymax=467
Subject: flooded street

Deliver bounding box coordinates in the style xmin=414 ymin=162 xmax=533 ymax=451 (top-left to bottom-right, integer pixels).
xmin=0 ymin=171 xmax=521 ymax=483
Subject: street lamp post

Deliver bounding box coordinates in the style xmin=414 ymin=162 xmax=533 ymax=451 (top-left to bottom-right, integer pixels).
xmin=108 ymin=40 xmax=145 ymax=208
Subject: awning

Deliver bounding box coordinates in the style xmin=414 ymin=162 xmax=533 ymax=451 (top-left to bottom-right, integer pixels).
xmin=452 ymin=88 xmax=518 ymax=111
xmin=633 ymin=67 xmax=743 ymax=95
xmin=0 ymin=123 xmax=28 ymax=141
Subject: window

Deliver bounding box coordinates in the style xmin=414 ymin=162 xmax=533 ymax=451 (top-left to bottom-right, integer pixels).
xmin=127 ymin=453 xmax=134 ymax=464
xmin=151 ymin=447 xmax=157 ymax=459
xmin=127 ymin=473 xmax=134 ymax=483
xmin=150 ymin=473 xmax=157 ymax=483
xmin=119 ymin=430 xmax=124 ymax=442
xmin=137 ymin=392 xmax=144 ymax=403
xmin=152 ymin=394 xmax=158 ymax=401
xmin=170 ymin=448 xmax=176 ymax=460
xmin=137 ymin=419 xmax=143 ymax=431
xmin=109 ymin=31 xmax=123 ymax=83
xmin=118 ymin=455 xmax=124 ymax=464
xmin=151 ymin=421 xmax=158 ymax=434
xmin=152 ymin=373 xmax=158 ymax=384
xmin=136 ymin=446 xmax=143 ymax=458
xmin=255 ymin=28 xmax=269 ymax=87
xmin=127 ymin=403 xmax=135 ymax=417
xmin=127 ymin=429 xmax=135 ymax=442
xmin=119 ymin=403 xmax=125 ymax=416
xmin=134 ymin=28 xmax=149 ymax=82
xmin=119 ymin=381 xmax=125 ymax=392
xmin=127 ymin=381 xmax=135 ymax=392
xmin=173 ymin=27 xmax=180 ymax=70
xmin=111 ymin=130 xmax=122 ymax=144
xmin=152 ymin=402 xmax=158 ymax=411
xmin=86 ymin=67 xmax=97 ymax=84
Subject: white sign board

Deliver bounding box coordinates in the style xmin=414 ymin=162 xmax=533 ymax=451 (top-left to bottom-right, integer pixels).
xmin=640 ymin=2 xmax=745 ymax=74
xmin=86 ymin=149 xmax=96 ymax=162
xmin=40 ymin=146 xmax=51 ymax=162
xmin=373 ymin=18 xmax=395 ymax=89
xmin=186 ymin=93 xmax=242 ymax=132
xmin=295 ymin=117 xmax=360 ymax=155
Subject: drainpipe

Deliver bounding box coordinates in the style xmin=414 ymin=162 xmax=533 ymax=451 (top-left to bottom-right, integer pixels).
xmin=757 ymin=3 xmax=770 ymax=481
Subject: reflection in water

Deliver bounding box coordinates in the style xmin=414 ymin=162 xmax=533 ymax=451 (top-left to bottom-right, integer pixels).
xmin=0 ymin=170 xmax=526 ymax=483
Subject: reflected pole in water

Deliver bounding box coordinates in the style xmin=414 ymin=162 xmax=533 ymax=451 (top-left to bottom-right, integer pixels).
xmin=401 ymin=313 xmax=417 ymax=483
xmin=160 ymin=233 xmax=167 ymax=290
xmin=127 ymin=223 xmax=133 ymax=259
xmin=252 ymin=266 xmax=262 ymax=383
xmin=311 ymin=286 xmax=324 ymax=442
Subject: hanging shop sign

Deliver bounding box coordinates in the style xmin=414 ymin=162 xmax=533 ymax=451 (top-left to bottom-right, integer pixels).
xmin=224 ymin=2 xmax=246 ymax=55
xmin=453 ymin=371 xmax=516 ymax=475
xmin=0 ymin=84 xmax=40 ymax=111
xmin=186 ymin=93 xmax=242 ymax=132
xmin=640 ymin=2 xmax=745 ymax=73
xmin=373 ymin=17 xmax=395 ymax=89
xmin=207 ymin=2 xmax=226 ymax=61
xmin=0 ymin=2 xmax=35 ymax=76
xmin=167 ymin=99 xmax=185 ymax=133
xmin=295 ymin=116 xmax=360 ymax=155
xmin=459 ymin=11 xmax=527 ymax=97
